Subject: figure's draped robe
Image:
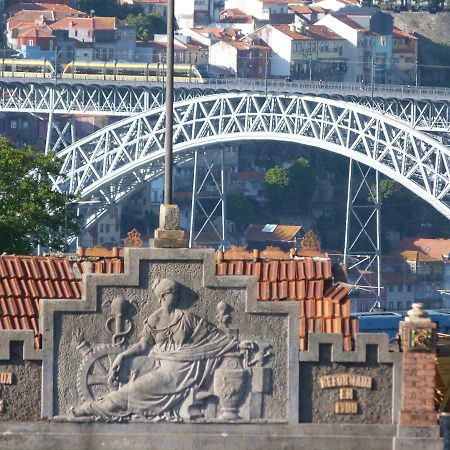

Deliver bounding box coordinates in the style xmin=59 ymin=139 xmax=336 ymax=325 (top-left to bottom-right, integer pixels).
xmin=88 ymin=310 xmax=236 ymax=419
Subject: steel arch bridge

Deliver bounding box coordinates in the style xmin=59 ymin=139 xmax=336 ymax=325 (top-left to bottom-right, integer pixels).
xmin=52 ymin=92 xmax=450 ymax=230
xmin=1 ymin=80 xmax=450 ymax=147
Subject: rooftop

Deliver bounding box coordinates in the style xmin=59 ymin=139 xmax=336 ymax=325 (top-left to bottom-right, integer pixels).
xmin=392 ymin=27 xmax=417 ymax=40
xmin=396 ymin=237 xmax=450 ymax=260
xmin=245 ymin=224 xmax=304 ymax=242
xmin=330 ymin=13 xmax=367 ymax=31
xmin=289 ymin=5 xmax=327 ymax=14
xmin=7 ymin=2 xmax=85 ymax=17
xmin=50 ymin=16 xmax=127 ymax=31
xmin=271 ymin=24 xmax=312 ymax=40
xmin=306 ymin=24 xmax=344 ymax=40
xmin=0 ymin=246 xmax=354 ymax=352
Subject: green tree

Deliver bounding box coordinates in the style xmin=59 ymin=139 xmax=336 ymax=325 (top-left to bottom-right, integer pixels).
xmin=264 ymin=165 xmax=290 ymax=208
xmin=287 ymin=157 xmax=316 ymax=204
xmin=125 ymin=13 xmax=167 ymax=41
xmin=0 ymin=138 xmax=79 ymax=254
xmin=264 ymin=158 xmax=316 ymax=210
xmin=227 ymin=192 xmax=252 ymax=231
xmin=76 ymin=0 xmax=118 ymax=17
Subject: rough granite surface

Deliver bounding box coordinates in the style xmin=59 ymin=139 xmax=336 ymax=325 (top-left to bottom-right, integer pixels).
xmin=0 ymin=343 xmax=41 ymax=421
xmin=299 ymin=361 xmax=393 ymax=424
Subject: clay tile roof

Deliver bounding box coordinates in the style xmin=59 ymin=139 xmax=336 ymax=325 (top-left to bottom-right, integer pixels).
xmin=392 ymin=27 xmax=417 ymax=40
xmin=7 ymin=2 xmax=85 ymax=16
xmin=271 ymin=24 xmax=311 ymax=40
xmin=50 ymin=16 xmax=126 ymax=31
xmin=245 ymin=224 xmax=303 ymax=242
xmin=217 ymin=246 xmax=355 ymax=351
xmin=289 ymin=4 xmax=326 ymax=14
xmin=0 ymin=254 xmax=122 ymax=349
xmin=396 ymin=250 xmax=441 ymax=263
xmin=306 ymin=24 xmax=343 ymax=40
xmin=0 ymin=246 xmax=355 ymax=352
xmin=331 ymin=14 xmax=367 ymax=31
xmin=396 ymin=237 xmax=450 ymax=260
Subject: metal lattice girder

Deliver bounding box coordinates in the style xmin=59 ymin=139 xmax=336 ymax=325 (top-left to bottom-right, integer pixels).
xmin=45 ymin=115 xmax=77 ymax=153
xmin=189 ymin=149 xmax=227 ymax=249
xmin=52 ymin=93 xmax=450 ymax=231
xmin=0 ymin=81 xmax=450 ymax=132
xmin=344 ymin=160 xmax=381 ymax=301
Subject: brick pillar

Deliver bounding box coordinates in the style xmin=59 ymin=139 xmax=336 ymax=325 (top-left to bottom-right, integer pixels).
xmin=399 ymin=303 xmax=437 ymax=426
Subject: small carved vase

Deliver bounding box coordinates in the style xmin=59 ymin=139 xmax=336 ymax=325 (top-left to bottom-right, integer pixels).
xmin=214 ymin=352 xmax=249 ymax=420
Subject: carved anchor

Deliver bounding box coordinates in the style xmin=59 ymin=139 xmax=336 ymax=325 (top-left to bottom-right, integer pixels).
xmin=105 ymin=295 xmax=132 ymax=346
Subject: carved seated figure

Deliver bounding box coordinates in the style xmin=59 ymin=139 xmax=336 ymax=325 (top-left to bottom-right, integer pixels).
xmin=71 ymin=278 xmax=238 ymax=421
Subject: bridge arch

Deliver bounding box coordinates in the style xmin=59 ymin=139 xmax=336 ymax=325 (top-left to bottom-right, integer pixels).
xmin=52 ymin=93 xmax=450 ymax=228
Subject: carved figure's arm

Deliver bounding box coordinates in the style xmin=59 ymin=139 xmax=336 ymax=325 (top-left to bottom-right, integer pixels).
xmin=111 ymin=337 xmax=151 ymax=373
xmin=122 ymin=337 xmax=151 ymax=358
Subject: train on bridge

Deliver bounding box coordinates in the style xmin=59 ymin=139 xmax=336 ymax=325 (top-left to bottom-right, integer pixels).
xmin=0 ymin=58 xmax=207 ymax=83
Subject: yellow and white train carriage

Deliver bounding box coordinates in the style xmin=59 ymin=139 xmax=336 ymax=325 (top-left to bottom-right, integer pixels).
xmin=61 ymin=61 xmax=204 ymax=83
xmin=0 ymin=58 xmax=55 ymax=78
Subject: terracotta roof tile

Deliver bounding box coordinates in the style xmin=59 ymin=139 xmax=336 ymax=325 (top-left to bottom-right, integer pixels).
xmin=0 ymin=249 xmax=355 ymax=352
xmin=0 ymin=254 xmax=123 ymax=349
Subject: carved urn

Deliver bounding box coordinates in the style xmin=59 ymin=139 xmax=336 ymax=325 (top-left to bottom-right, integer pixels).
xmin=214 ymin=352 xmax=249 ymax=420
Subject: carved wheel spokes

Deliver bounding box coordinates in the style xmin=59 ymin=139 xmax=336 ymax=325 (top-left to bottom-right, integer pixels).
xmin=77 ymin=345 xmax=124 ymax=402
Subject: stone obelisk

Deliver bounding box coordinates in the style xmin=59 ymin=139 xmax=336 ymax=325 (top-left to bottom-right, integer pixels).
xmin=153 ymin=0 xmax=188 ymax=248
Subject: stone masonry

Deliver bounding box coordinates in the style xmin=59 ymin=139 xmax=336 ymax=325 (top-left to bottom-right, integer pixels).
xmin=399 ymin=303 xmax=437 ymax=426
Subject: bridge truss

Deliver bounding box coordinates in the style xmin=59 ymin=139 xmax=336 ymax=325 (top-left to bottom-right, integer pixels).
xmin=0 ymin=81 xmax=450 ymax=154
xmin=50 ymin=93 xmax=450 ymax=237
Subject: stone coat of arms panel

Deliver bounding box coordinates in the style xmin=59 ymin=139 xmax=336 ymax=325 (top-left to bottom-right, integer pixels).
xmin=42 ymin=249 xmax=299 ymax=424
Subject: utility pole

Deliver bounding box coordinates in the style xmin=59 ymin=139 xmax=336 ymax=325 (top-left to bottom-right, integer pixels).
xmin=54 ymin=45 xmax=58 ymax=85
xmin=370 ymin=55 xmax=375 ymax=100
xmin=415 ymin=60 xmax=419 ymax=87
xmin=164 ymin=0 xmax=174 ymax=205
xmin=264 ymin=52 xmax=269 ymax=96
xmin=309 ymin=54 xmax=312 ymax=82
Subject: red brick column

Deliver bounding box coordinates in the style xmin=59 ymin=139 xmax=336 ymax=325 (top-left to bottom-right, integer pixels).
xmin=399 ymin=304 xmax=437 ymax=426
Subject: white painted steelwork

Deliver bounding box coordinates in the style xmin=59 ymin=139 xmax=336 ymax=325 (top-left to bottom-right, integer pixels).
xmin=0 ymin=82 xmax=449 ymax=136
xmin=51 ymin=93 xmax=450 ymax=232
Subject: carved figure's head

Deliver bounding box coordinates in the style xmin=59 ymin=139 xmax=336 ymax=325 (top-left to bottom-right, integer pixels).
xmin=152 ymin=277 xmax=180 ymax=307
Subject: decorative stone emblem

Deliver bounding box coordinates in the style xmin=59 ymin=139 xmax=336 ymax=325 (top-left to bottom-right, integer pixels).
xmin=409 ymin=328 xmax=435 ymax=352
xmin=301 ymin=230 xmax=321 ymax=252
xmin=124 ymin=228 xmax=143 ymax=248
xmin=66 ymin=278 xmax=273 ymax=423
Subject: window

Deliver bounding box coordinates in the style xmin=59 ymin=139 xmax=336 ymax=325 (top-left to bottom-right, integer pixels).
xmin=407 ymin=284 xmax=412 ymax=292
xmin=406 ymin=301 xmax=411 ymax=309
xmin=28 ymin=39 xmax=34 ymax=46
xmin=398 ymin=284 xmax=403 ymax=292
xmin=10 ymin=120 xmax=17 ymax=129
xmin=100 ymin=224 xmax=103 ymax=232
xmin=388 ymin=285 xmax=394 ymax=292
xmin=388 ymin=301 xmax=393 ymax=310
xmin=397 ymin=301 xmax=403 ymax=310
xmin=106 ymin=224 xmax=110 ymax=233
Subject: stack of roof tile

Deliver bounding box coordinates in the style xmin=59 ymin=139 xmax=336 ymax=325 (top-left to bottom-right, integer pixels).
xmin=0 ymin=255 xmax=81 ymax=348
xmin=0 ymin=247 xmax=355 ymax=352
xmin=0 ymin=254 xmax=123 ymax=348
xmin=216 ymin=247 xmax=355 ymax=351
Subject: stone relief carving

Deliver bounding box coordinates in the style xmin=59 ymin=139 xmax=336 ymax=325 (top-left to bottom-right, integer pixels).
xmin=66 ymin=278 xmax=272 ymax=423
